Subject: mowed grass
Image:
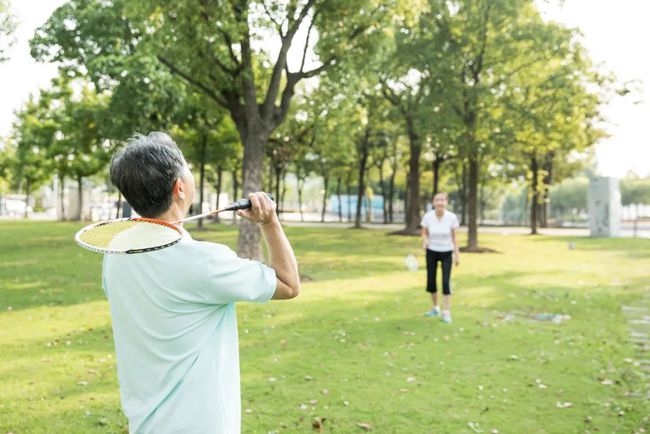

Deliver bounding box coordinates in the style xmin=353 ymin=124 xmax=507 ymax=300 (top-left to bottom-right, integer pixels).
xmin=0 ymin=221 xmax=649 ymax=434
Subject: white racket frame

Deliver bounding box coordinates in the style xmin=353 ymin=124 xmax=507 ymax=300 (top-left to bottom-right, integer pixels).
xmin=74 ymin=218 xmax=183 ymax=254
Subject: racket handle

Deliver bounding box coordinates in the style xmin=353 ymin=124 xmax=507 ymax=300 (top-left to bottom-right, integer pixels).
xmin=226 ymin=192 xmax=275 ymax=211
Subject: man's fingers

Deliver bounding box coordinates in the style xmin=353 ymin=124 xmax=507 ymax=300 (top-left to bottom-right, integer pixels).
xmin=255 ymin=192 xmax=268 ymax=214
xmin=249 ymin=192 xmax=261 ymax=212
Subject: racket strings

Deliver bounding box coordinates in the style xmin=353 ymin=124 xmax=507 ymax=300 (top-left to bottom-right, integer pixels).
xmin=78 ymin=220 xmax=142 ymax=248
xmin=77 ymin=219 xmax=182 ymax=253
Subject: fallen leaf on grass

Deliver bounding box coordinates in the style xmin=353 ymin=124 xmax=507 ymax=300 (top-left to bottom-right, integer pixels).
xmin=357 ymin=422 xmax=373 ymax=431
xmin=312 ymin=417 xmax=326 ymax=432
xmin=555 ymin=401 xmax=573 ymax=408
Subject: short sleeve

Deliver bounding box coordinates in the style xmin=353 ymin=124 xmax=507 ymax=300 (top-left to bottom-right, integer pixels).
xmin=184 ymin=242 xmax=277 ymax=305
xmin=451 ymin=213 xmax=459 ymax=229
xmin=420 ymin=213 xmax=428 ymax=228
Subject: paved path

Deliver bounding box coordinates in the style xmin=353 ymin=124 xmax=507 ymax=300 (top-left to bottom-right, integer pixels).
xmin=621 ymin=300 xmax=650 ymax=400
xmin=280 ymin=221 xmax=650 ymax=238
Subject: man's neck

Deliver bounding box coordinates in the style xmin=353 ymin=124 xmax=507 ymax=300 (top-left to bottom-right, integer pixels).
xmin=156 ymin=204 xmax=187 ymax=224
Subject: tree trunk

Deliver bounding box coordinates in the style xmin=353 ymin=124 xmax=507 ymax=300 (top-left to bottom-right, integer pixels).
xmin=466 ymin=156 xmax=479 ymax=250
xmin=378 ymin=164 xmax=387 ymax=223
xmin=77 ymin=176 xmax=83 ymax=220
xmin=116 ymin=191 xmax=122 ymax=219
xmin=232 ymin=169 xmax=239 ymax=225
xmin=478 ymin=181 xmax=485 ymax=224
xmin=388 ymin=167 xmax=396 ymax=223
xmin=237 ymin=130 xmax=266 ymax=260
xmin=267 ymin=158 xmax=274 ymax=194
xmin=215 ymin=166 xmax=223 ymax=223
xmin=336 ymin=176 xmax=342 ymax=222
xmin=541 ymin=153 xmax=553 ymax=228
xmin=320 ymin=175 xmax=329 ymax=223
xmin=297 ymin=168 xmax=304 ymax=222
xmin=404 ymin=117 xmax=421 ymax=232
xmin=197 ymin=134 xmax=207 ymax=229
xmin=433 ymin=158 xmax=441 ymax=195
xmin=354 ymin=129 xmax=370 ymax=228
xmin=274 ymin=166 xmax=282 ymax=217
xmin=530 ymin=155 xmax=539 ymax=235
xmin=460 ymin=162 xmax=468 ymax=226
xmin=281 ymin=172 xmax=287 ymax=220
xmin=404 ymin=170 xmax=410 ymax=225
xmin=364 ymin=168 xmax=372 ymax=223
xmin=59 ymin=172 xmax=65 ymax=221
xmin=24 ymin=179 xmax=31 ymax=218
xmin=346 ymin=175 xmax=352 ymax=223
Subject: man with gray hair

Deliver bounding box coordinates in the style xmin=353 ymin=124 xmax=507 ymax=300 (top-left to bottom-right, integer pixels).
xmin=104 ymin=132 xmax=300 ymax=433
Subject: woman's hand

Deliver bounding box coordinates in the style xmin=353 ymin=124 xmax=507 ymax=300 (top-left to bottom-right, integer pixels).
xmin=453 ymin=252 xmax=460 ymax=267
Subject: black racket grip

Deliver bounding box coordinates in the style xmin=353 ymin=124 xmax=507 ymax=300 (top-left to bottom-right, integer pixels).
xmin=226 ymin=192 xmax=275 ymax=211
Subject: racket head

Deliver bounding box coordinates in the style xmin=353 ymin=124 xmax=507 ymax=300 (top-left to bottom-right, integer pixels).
xmin=75 ymin=217 xmax=183 ymax=254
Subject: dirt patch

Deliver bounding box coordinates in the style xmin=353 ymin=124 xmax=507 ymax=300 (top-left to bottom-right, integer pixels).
xmin=387 ymin=228 xmax=421 ymax=236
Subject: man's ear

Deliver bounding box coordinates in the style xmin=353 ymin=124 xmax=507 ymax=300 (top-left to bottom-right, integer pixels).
xmin=172 ymin=178 xmax=186 ymax=200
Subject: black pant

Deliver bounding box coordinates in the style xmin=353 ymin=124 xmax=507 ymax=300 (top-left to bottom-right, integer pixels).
xmin=425 ymin=249 xmax=453 ymax=295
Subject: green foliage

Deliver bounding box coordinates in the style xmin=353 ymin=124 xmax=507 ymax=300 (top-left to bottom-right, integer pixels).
xmin=10 ymin=97 xmax=54 ymax=197
xmin=621 ymin=176 xmax=650 ymax=206
xmin=0 ymin=142 xmax=14 ymax=193
xmin=549 ymin=177 xmax=588 ymax=218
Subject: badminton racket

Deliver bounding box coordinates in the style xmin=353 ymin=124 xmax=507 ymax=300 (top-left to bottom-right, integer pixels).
xmin=75 ymin=193 xmax=273 ymax=254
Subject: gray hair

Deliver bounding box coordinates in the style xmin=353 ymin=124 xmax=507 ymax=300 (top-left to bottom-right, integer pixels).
xmin=109 ymin=132 xmax=187 ymax=218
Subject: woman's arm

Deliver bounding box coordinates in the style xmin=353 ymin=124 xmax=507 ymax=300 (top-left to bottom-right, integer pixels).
xmin=451 ymin=228 xmax=460 ymax=266
xmin=421 ymin=227 xmax=429 ymax=249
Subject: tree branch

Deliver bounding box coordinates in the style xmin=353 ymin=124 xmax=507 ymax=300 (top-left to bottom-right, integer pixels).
xmin=299 ymin=9 xmax=318 ymax=73
xmin=261 ymin=0 xmax=317 ymax=120
xmin=262 ymin=2 xmax=286 ymax=37
xmin=157 ymin=55 xmax=229 ymax=108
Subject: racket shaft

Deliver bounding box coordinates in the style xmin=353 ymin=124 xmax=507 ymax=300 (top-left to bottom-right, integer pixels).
xmin=179 ymin=193 xmax=274 ymax=223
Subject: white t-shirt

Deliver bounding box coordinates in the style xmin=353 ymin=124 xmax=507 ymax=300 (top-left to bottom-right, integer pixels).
xmin=421 ymin=209 xmax=459 ymax=252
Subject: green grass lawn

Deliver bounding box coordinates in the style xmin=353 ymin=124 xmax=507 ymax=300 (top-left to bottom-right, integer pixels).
xmin=1 ymin=221 xmax=649 ymax=434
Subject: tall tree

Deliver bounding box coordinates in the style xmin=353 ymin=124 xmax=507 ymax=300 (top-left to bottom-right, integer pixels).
xmin=500 ymin=25 xmax=607 ymax=234
xmin=11 ymin=97 xmax=54 ymax=217
xmin=33 ymin=0 xmax=388 ymax=258
xmin=418 ymin=0 xmax=607 ymax=250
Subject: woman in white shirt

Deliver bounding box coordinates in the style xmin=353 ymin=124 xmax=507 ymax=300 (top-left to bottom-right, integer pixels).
xmin=420 ymin=192 xmax=460 ymax=323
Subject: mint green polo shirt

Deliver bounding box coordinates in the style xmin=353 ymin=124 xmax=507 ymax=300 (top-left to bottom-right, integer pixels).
xmin=101 ymin=229 xmax=276 ymax=434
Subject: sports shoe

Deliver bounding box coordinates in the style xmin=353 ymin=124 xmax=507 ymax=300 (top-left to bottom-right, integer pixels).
xmin=441 ymin=311 xmax=452 ymax=324
xmin=424 ymin=307 xmax=440 ymax=317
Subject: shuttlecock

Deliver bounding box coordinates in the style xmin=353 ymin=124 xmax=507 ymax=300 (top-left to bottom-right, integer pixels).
xmin=405 ymin=254 xmax=419 ymax=271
